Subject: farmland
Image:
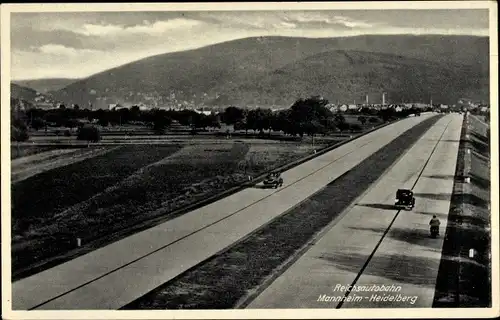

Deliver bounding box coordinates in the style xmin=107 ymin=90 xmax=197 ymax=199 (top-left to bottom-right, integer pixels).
xmin=12 ymin=144 xmax=182 ymax=271
xmin=11 ymin=140 xmax=328 ymax=277
xmin=11 ymin=147 xmax=116 ymax=183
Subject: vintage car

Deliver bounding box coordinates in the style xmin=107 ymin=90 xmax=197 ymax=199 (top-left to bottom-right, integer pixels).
xmin=395 ymin=188 xmax=415 ymax=210
xmin=262 ymin=172 xmax=284 ymax=188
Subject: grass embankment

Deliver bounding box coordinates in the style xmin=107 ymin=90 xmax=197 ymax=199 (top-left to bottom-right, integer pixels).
xmin=12 ymin=141 xmax=320 ymax=280
xmin=123 ymin=115 xmax=442 ymax=310
xmin=433 ymin=115 xmax=491 ymax=307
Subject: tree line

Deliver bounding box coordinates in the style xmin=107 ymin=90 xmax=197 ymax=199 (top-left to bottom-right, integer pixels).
xmin=11 ymin=96 xmax=428 ymax=142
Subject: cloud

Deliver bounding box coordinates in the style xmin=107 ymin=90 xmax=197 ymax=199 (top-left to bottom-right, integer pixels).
xmin=277 ymin=21 xmax=297 ymax=29
xmin=73 ymin=18 xmax=203 ymax=36
xmin=331 ymin=16 xmax=373 ymax=28
xmin=375 ymin=27 xmax=489 ymax=37
xmin=129 ymin=19 xmax=202 ymax=33
xmin=283 ymin=13 xmax=376 ymax=29
xmin=79 ymin=24 xmax=123 ymax=36
xmin=37 ymin=44 xmax=99 ymax=56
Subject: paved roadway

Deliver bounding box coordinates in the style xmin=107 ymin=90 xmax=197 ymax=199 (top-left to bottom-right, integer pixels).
xmin=12 ymin=114 xmax=434 ymax=310
xmin=247 ymin=113 xmax=463 ymax=309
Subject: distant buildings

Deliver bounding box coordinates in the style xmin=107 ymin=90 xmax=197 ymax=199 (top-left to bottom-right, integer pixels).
xmin=194 ymin=109 xmax=212 ymax=116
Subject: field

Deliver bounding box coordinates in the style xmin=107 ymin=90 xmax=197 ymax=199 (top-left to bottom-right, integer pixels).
xmin=12 ymin=144 xmax=183 ymax=272
xmin=11 ymin=147 xmax=116 ymax=183
xmin=11 ymin=140 xmax=328 ymax=277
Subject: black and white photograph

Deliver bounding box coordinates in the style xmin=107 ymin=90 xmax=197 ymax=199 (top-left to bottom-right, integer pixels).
xmin=1 ymin=2 xmax=498 ymax=319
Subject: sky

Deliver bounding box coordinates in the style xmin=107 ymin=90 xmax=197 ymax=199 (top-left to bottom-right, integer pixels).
xmin=9 ymin=8 xmax=490 ymax=80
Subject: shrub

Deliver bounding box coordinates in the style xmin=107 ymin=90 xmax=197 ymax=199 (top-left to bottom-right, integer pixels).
xmin=77 ymin=126 xmax=101 ymax=142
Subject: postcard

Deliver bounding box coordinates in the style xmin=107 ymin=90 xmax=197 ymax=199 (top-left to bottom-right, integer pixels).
xmin=1 ymin=2 xmax=498 ymax=319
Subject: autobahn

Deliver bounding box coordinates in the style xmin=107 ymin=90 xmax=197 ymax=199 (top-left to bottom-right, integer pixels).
xmin=246 ymin=114 xmax=463 ymax=308
xmin=11 ymin=113 xmax=459 ymax=310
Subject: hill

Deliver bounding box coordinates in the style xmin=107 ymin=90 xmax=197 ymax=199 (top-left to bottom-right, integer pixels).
xmin=211 ymin=50 xmax=488 ymax=106
xmin=11 ymin=83 xmax=39 ymax=101
xmin=13 ymin=78 xmax=78 ymax=94
xmin=49 ymin=35 xmax=489 ymax=108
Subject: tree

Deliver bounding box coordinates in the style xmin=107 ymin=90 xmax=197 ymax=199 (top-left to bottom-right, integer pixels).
xmin=379 ymin=108 xmax=397 ymax=122
xmin=11 ymin=99 xmax=29 ymax=142
xmin=247 ymin=108 xmax=272 ymax=135
xmin=205 ymin=114 xmax=221 ymax=129
xmin=222 ymin=106 xmax=245 ymax=125
xmin=30 ymin=118 xmax=46 ymax=131
xmin=44 ymin=111 xmax=64 ymax=127
xmin=65 ymin=119 xmax=80 ymax=131
xmin=358 ymin=116 xmax=367 ymax=125
xmin=98 ymin=117 xmax=109 ymax=127
xmin=11 ymin=118 xmax=29 ymax=141
xmin=153 ymin=116 xmax=172 ymax=134
xmin=117 ymin=107 xmax=131 ymax=125
xmin=323 ymin=118 xmax=337 ymax=134
xmin=77 ymin=126 xmax=101 ymax=143
xmin=130 ymin=105 xmax=141 ymax=122
xmin=246 ymin=109 xmax=259 ymax=133
xmin=233 ymin=121 xmax=246 ymax=131
xmin=334 ymin=114 xmax=346 ymax=125
xmin=289 ymin=96 xmax=332 ymax=141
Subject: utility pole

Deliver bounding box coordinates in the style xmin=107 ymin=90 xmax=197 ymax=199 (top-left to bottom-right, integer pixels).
xmin=382 ymin=92 xmax=386 ymax=107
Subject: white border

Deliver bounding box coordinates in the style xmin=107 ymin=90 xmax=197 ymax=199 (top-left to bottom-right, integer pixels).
xmin=1 ymin=2 xmax=498 ymax=319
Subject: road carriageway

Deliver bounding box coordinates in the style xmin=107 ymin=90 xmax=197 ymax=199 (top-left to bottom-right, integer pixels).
xmin=12 ymin=114 xmax=436 ymax=310
xmin=247 ymin=114 xmax=463 ymax=309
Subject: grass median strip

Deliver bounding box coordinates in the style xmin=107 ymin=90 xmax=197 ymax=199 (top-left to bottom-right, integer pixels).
xmin=122 ymin=115 xmax=442 ymax=310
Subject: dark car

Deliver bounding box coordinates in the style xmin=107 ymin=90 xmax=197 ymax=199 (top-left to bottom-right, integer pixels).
xmin=395 ymin=189 xmax=415 ymax=210
xmin=262 ymin=172 xmax=284 ymax=188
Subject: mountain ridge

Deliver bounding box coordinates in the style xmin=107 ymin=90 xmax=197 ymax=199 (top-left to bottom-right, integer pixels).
xmin=12 ymin=78 xmax=79 ymax=94
xmin=16 ymin=35 xmax=490 ymax=107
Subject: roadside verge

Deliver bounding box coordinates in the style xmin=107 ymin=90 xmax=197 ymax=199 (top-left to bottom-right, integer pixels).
xmin=433 ymin=114 xmax=491 ymax=307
